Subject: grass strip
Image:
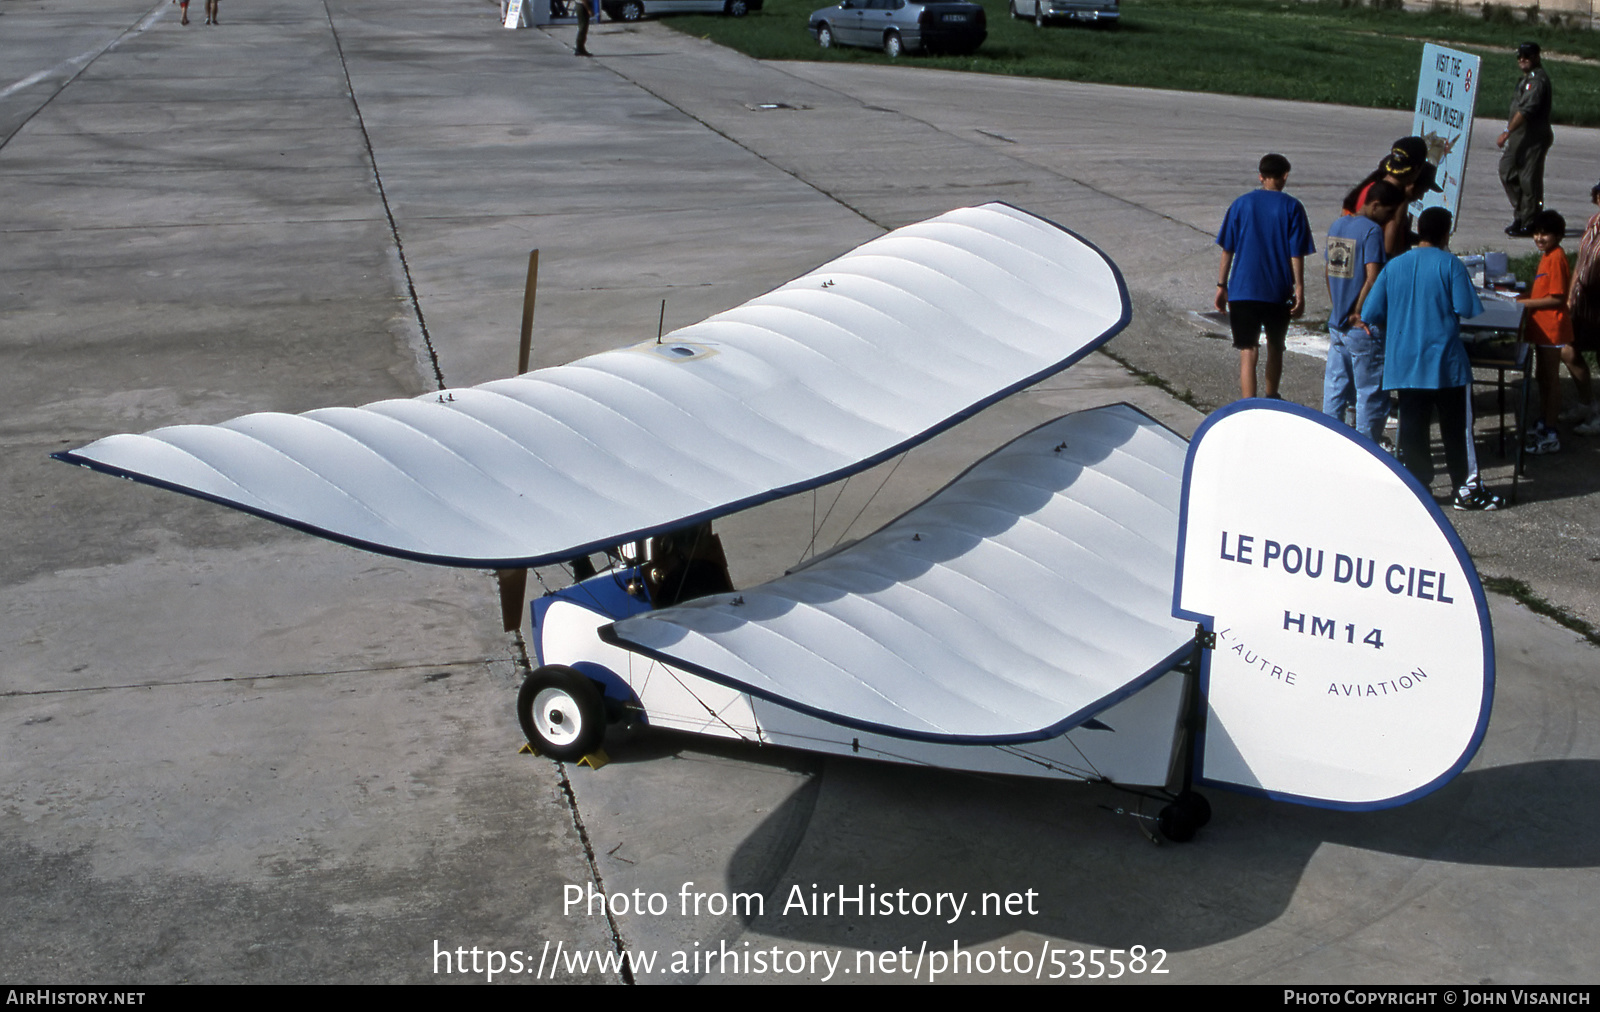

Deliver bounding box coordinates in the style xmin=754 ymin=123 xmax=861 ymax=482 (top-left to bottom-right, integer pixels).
xmin=665 ymin=0 xmax=1600 ymax=126
xmin=1482 ymin=575 xmax=1600 ymax=647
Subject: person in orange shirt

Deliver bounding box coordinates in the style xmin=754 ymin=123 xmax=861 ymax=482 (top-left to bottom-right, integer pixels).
xmin=1518 ymin=209 xmax=1573 ymax=454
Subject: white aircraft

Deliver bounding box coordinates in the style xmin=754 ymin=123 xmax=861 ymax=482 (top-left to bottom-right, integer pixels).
xmin=57 ymin=203 xmax=1494 ymax=842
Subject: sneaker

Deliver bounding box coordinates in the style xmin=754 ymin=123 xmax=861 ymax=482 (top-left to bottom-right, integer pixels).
xmin=1525 ymin=420 xmax=1550 ymax=450
xmin=1453 ymin=488 xmax=1506 ymax=511
xmin=1576 ymin=415 xmax=1600 ymax=436
xmin=1527 ymin=426 xmax=1561 ymax=455
xmin=1558 ymin=402 xmax=1593 ymax=423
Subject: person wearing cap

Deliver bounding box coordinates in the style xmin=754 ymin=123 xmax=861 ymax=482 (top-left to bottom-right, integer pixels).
xmin=1342 ymin=137 xmax=1444 ymax=257
xmin=1215 ymin=153 xmax=1315 ymax=400
xmin=1497 ymin=42 xmax=1553 ymax=237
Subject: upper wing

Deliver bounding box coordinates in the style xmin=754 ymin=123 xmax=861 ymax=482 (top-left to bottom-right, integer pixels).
xmin=55 ymin=203 xmax=1129 ymax=568
xmin=603 ymin=405 xmax=1195 ymax=743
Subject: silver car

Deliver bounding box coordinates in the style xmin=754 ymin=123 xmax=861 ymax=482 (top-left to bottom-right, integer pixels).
xmin=1008 ymin=0 xmax=1118 ymax=28
xmin=808 ymin=0 xmax=986 ymax=58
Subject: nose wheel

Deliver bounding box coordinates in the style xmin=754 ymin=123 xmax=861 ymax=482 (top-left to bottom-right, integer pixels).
xmin=518 ymin=665 xmax=607 ymax=761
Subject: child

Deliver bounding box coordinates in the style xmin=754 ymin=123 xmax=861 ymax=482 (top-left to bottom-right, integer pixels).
xmin=1216 ymin=153 xmax=1315 ymax=400
xmin=1324 ymin=180 xmax=1404 ymax=443
xmin=1518 ymin=209 xmax=1573 ymax=454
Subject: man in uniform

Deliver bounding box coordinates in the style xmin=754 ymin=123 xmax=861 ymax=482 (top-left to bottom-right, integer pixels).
xmin=1497 ymin=42 xmax=1553 ymax=238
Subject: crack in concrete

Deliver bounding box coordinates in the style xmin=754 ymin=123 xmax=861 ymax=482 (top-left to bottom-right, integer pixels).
xmin=322 ymin=0 xmax=446 ymax=392
xmin=554 ymin=758 xmax=638 ymax=984
xmin=2 ymin=657 xmax=498 ymax=697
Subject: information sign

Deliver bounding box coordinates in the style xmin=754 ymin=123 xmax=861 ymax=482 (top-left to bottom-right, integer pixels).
xmin=1412 ymin=42 xmax=1482 ymax=226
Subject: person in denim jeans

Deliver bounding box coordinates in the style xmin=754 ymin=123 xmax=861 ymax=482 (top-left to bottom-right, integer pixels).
xmin=1323 ymin=180 xmax=1404 ymax=443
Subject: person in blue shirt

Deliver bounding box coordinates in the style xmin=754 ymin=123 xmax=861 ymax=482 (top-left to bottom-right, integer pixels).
xmin=1324 ymin=180 xmax=1403 ymax=443
xmin=1216 ymin=153 xmax=1316 ymax=400
xmin=1362 ymin=207 xmax=1505 ymax=511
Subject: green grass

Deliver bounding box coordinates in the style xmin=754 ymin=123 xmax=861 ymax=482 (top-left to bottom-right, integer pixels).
xmin=666 ymin=0 xmax=1600 ymax=126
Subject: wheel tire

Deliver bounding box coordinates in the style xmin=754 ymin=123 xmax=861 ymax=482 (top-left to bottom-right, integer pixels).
xmin=618 ymin=0 xmax=644 ymax=20
xmin=1175 ymin=790 xmax=1212 ymax=828
xmin=1156 ymin=804 xmax=1197 ymax=843
xmin=817 ymin=23 xmax=833 ymax=47
xmin=1034 ymin=6 xmax=1044 ymax=27
xmin=883 ymin=30 xmax=903 ymax=58
xmin=1008 ymin=1 xmax=1019 ymax=18
xmin=725 ymin=0 xmax=748 ymax=14
xmin=518 ymin=665 xmax=606 ymax=762
xmin=1156 ymin=791 xmax=1210 ymax=842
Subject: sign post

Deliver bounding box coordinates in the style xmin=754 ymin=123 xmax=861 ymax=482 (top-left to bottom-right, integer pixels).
xmin=1412 ymin=42 xmax=1482 ymax=228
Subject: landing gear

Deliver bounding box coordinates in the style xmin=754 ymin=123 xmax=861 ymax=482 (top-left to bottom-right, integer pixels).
xmin=1156 ymin=790 xmax=1211 ymax=843
xmin=1106 ymin=623 xmax=1216 ymax=844
xmin=518 ymin=665 xmax=607 ymax=761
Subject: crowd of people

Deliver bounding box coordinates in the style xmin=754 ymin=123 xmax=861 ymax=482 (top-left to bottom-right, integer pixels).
xmin=1213 ymin=44 xmax=1599 ymax=513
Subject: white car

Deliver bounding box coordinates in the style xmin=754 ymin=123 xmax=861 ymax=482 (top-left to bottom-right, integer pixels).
xmin=1008 ymin=0 xmax=1118 ymax=27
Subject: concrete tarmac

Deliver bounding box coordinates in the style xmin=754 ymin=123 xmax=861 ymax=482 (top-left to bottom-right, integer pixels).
xmin=1 ymin=0 xmax=1597 ymax=984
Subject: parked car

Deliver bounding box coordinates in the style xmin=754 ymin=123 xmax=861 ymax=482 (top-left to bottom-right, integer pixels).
xmin=807 ymin=0 xmax=986 ymax=58
xmin=602 ymin=0 xmax=761 ymax=20
xmin=1007 ymin=0 xmax=1118 ymax=27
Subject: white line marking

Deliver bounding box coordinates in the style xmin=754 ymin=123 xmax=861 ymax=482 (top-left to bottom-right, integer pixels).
xmin=0 ymin=2 xmax=167 ymax=100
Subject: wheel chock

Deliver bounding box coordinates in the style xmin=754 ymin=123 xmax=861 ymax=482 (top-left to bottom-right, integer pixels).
xmin=517 ymin=741 xmax=608 ymax=769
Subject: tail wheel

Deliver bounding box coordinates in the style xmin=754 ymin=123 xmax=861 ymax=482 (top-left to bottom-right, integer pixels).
xmin=518 ymin=665 xmax=606 ymax=761
xmin=1156 ymin=790 xmax=1211 ymax=843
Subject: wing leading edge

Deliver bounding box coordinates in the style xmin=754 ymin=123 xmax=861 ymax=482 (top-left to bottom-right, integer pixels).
xmin=55 ymin=203 xmax=1130 ymax=569
xmin=602 ymin=405 xmax=1196 ymax=744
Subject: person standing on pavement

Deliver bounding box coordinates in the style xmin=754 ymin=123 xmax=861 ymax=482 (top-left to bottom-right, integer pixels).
xmin=1497 ymin=42 xmax=1553 ymax=238
xmin=1517 ymin=209 xmax=1573 ymax=455
xmin=1324 ymin=180 xmax=1404 ymax=443
xmin=1362 ymin=207 xmax=1505 ymax=511
xmin=1215 ymin=153 xmax=1315 ymax=401
xmin=1564 ymin=182 xmax=1600 ymax=435
xmin=574 ymin=0 xmax=592 ymax=56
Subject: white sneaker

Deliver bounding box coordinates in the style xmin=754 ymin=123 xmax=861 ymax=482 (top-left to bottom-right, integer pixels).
xmin=1576 ymin=414 xmax=1600 ymax=436
xmin=1527 ymin=426 xmax=1561 ymax=455
xmin=1558 ymin=402 xmax=1593 ymax=422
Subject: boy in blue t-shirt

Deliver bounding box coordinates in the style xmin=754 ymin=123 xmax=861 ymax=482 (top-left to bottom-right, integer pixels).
xmin=1216 ymin=153 xmax=1316 ymax=400
xmin=1323 ymin=180 xmax=1404 ymax=443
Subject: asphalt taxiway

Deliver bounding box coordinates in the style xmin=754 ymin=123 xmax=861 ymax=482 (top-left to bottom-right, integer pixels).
xmin=2 ymin=0 xmax=1597 ymax=983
